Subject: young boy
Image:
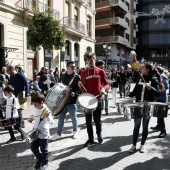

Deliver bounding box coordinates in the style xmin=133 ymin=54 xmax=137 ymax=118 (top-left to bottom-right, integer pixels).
xmin=29 ymin=92 xmax=53 ymax=170
xmin=3 ymin=85 xmax=25 ymax=143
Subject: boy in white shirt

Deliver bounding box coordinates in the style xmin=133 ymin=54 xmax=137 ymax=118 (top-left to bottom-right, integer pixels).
xmin=4 ymin=85 xmax=25 ymax=144
xmin=28 ymin=92 xmax=53 ymax=170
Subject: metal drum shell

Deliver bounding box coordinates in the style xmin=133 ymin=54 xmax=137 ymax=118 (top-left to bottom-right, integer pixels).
xmin=123 ymin=103 xmax=143 ymax=119
xmin=148 ymin=102 xmax=168 ymax=118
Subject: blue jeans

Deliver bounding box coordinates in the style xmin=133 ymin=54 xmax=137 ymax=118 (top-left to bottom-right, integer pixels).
xmin=31 ymin=138 xmax=48 ymax=164
xmin=57 ymin=104 xmax=77 ymax=135
xmin=133 ymin=113 xmax=151 ymax=146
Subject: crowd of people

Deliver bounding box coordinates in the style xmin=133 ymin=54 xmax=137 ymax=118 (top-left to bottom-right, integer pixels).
xmin=0 ymin=53 xmax=170 ymax=169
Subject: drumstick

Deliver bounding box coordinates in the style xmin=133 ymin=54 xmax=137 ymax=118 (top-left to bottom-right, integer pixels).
xmin=79 ymin=82 xmax=87 ymax=92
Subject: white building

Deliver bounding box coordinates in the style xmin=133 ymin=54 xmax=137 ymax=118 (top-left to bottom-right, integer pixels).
xmin=0 ymin=0 xmax=95 ymax=79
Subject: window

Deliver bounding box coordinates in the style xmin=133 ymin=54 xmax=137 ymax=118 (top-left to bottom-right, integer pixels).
xmin=126 ymin=1 xmax=130 ymax=11
xmin=74 ymin=7 xmax=78 ymax=21
xmin=87 ymin=16 xmax=91 ymax=37
xmin=126 ymin=17 xmax=129 ymax=26
xmin=65 ymin=2 xmax=70 ymax=17
xmin=126 ymin=33 xmax=129 ymax=41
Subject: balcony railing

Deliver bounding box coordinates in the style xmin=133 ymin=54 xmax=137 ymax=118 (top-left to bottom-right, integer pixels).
xmin=111 ymin=17 xmax=128 ymax=29
xmin=110 ymin=0 xmax=128 ymax=13
xmin=24 ymin=0 xmax=60 ymax=20
xmin=96 ymin=36 xmax=128 ymax=46
xmin=96 ymin=17 xmax=128 ymax=29
xmin=63 ymin=17 xmax=85 ymax=35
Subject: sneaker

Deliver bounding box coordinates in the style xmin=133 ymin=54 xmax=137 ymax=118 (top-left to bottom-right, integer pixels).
xmin=128 ymin=145 xmax=136 ymax=153
xmin=40 ymin=162 xmax=48 ymax=170
xmin=158 ymin=131 xmax=166 ymax=138
xmin=73 ymin=131 xmax=78 ymax=139
xmin=83 ymin=140 xmax=95 ymax=147
xmin=34 ymin=159 xmax=41 ymax=169
xmin=139 ymin=145 xmax=144 ymax=153
xmin=150 ymin=126 xmax=160 ymax=131
xmin=6 ymin=137 xmax=16 ymax=144
xmin=49 ymin=134 xmax=62 ymax=141
xmin=98 ymin=134 xmax=103 ymax=144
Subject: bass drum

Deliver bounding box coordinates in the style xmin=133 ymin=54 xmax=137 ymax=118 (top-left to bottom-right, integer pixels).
xmin=45 ymin=83 xmax=70 ymax=116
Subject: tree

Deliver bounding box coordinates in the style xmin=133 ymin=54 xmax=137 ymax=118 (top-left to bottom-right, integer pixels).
xmin=27 ymin=11 xmax=65 ymax=61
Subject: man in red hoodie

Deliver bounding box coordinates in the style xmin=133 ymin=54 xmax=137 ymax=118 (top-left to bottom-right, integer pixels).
xmin=78 ymin=53 xmax=110 ymax=147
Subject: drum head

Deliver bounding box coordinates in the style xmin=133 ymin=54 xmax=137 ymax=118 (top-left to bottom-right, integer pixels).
xmin=77 ymin=93 xmax=98 ymax=110
xmin=45 ymin=83 xmax=70 ymax=116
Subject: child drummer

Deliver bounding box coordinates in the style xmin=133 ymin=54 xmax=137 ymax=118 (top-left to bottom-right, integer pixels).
xmin=28 ymin=92 xmax=53 ymax=170
xmin=3 ymin=85 xmax=25 ymax=143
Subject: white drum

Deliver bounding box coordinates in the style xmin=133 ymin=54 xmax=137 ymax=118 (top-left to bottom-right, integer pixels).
xmin=45 ymin=83 xmax=70 ymax=116
xmin=77 ymin=93 xmax=98 ymax=113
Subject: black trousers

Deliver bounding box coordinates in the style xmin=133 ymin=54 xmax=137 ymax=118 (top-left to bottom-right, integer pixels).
xmin=8 ymin=118 xmax=24 ymax=139
xmin=31 ymin=138 xmax=48 ymax=164
xmin=85 ymin=101 xmax=102 ymax=141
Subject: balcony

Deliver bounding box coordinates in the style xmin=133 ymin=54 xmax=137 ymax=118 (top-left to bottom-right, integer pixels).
xmin=62 ymin=17 xmax=85 ymax=37
xmin=87 ymin=30 xmax=92 ymax=38
xmin=75 ymin=0 xmax=85 ymax=4
xmin=96 ymin=17 xmax=128 ymax=30
xmin=110 ymin=0 xmax=128 ymax=13
xmin=23 ymin=0 xmax=60 ymax=20
xmin=96 ymin=36 xmax=128 ymax=46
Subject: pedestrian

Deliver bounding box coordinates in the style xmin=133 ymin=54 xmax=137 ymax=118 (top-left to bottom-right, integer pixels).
xmin=4 ymin=85 xmax=25 ymax=144
xmin=6 ymin=65 xmax=29 ymax=128
xmin=118 ymin=66 xmax=126 ymax=98
xmin=127 ymin=63 xmax=161 ymax=153
xmin=150 ymin=66 xmax=168 ymax=138
xmin=33 ymin=76 xmax=41 ymax=92
xmin=50 ymin=61 xmax=80 ymax=140
xmin=29 ymin=92 xmax=53 ymax=170
xmin=78 ymin=53 xmax=110 ymax=147
xmin=96 ymin=60 xmax=109 ymax=115
xmin=110 ymin=69 xmax=120 ymax=107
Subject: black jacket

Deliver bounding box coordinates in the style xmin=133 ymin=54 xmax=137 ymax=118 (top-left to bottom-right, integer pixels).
xmin=129 ymin=75 xmax=160 ymax=102
xmin=60 ymin=72 xmax=81 ymax=104
xmin=110 ymin=74 xmax=120 ymax=88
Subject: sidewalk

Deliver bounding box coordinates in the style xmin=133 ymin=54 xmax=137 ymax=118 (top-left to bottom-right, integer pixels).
xmin=0 ymin=91 xmax=170 ymax=170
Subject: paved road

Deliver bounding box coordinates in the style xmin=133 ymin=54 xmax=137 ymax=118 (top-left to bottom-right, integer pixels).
xmin=0 ymin=91 xmax=170 ymax=170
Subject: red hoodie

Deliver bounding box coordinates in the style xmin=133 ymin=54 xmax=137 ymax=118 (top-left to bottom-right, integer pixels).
xmin=80 ymin=67 xmax=110 ymax=99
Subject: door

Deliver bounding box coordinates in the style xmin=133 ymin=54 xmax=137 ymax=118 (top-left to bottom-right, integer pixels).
xmin=27 ymin=59 xmax=34 ymax=80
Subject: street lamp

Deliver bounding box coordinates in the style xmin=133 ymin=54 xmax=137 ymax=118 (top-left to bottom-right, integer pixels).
xmin=102 ymin=42 xmax=111 ymax=66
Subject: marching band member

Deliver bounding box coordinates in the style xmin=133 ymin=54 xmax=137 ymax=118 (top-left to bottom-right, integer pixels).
xmin=29 ymin=92 xmax=53 ymax=170
xmin=78 ymin=53 xmax=110 ymax=147
xmin=50 ymin=61 xmax=80 ymax=140
xmin=4 ymin=85 xmax=25 ymax=144
xmin=127 ymin=63 xmax=162 ymax=153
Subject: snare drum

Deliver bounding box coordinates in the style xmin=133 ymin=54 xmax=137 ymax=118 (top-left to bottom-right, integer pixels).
xmin=77 ymin=93 xmax=98 ymax=114
xmin=123 ymin=103 xmax=143 ymax=119
xmin=0 ymin=118 xmax=17 ymax=127
xmin=116 ymin=98 xmax=133 ymax=114
xmin=148 ymin=102 xmax=168 ymax=118
xmin=24 ymin=129 xmax=39 ymax=143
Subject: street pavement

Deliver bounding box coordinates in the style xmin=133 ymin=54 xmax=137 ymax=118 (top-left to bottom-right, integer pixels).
xmin=0 ymin=91 xmax=170 ymax=170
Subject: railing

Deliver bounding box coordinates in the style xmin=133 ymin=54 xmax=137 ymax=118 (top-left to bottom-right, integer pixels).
xmin=63 ymin=17 xmax=85 ymax=35
xmin=111 ymin=17 xmax=128 ymax=29
xmin=110 ymin=0 xmax=128 ymax=13
xmin=96 ymin=36 xmax=128 ymax=46
xmin=87 ymin=0 xmax=92 ymax=6
xmin=24 ymin=0 xmax=60 ymax=20
xmin=96 ymin=17 xmax=128 ymax=29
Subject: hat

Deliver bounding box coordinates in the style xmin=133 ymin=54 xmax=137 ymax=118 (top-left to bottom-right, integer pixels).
xmin=85 ymin=53 xmax=96 ymax=60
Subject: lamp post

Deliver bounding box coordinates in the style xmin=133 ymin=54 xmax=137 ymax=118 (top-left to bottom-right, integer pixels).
xmin=102 ymin=42 xmax=111 ymax=67
xmin=60 ymin=46 xmax=65 ymax=72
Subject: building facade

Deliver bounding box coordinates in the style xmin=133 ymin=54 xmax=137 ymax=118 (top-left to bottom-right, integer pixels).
xmin=136 ymin=0 xmax=170 ymax=67
xmin=95 ymin=0 xmax=137 ymax=69
xmin=0 ymin=0 xmax=95 ymax=79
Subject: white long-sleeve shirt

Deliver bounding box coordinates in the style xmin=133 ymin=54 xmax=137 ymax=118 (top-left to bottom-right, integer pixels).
xmin=33 ymin=104 xmax=54 ymax=139
xmin=5 ymin=95 xmax=20 ymax=119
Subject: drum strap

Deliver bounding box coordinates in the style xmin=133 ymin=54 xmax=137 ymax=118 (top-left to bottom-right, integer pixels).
xmin=38 ymin=107 xmax=50 ymax=125
xmin=11 ymin=97 xmax=15 ymax=118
